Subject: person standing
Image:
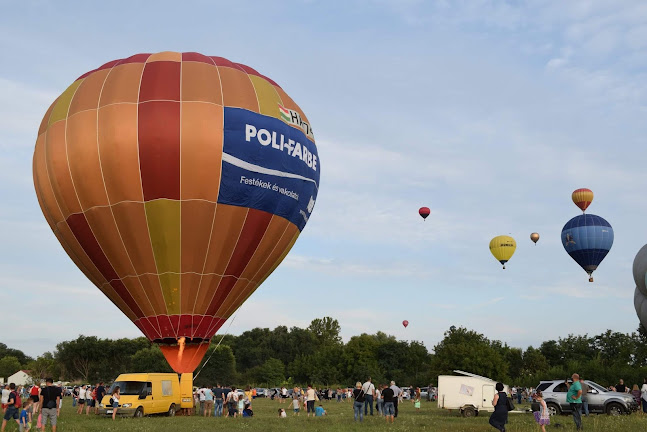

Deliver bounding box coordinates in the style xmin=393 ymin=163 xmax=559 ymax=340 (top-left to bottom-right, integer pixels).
xmin=76 ymin=385 xmax=86 ymax=415
xmin=580 ymin=378 xmax=590 ymax=417
xmin=111 ymin=386 xmax=120 ymax=421
xmin=533 ymin=391 xmax=550 ymax=432
xmin=352 ymin=382 xmax=365 ymax=422
xmin=226 ymin=386 xmax=238 ymax=417
xmin=390 ymin=381 xmax=402 ymax=418
xmin=203 ymin=386 xmax=214 ymax=417
xmin=71 ymin=386 xmax=78 ymax=408
xmin=488 ymin=382 xmax=508 ymax=432
xmin=213 ymin=384 xmax=224 ymax=417
xmin=95 ymin=382 xmax=106 ymax=415
xmin=566 ymin=374 xmax=583 ymax=431
xmin=1 ymin=385 xmax=9 ymax=413
xmin=280 ymin=386 xmax=287 ymax=403
xmin=85 ymin=385 xmax=94 ymax=415
xmin=39 ymin=378 xmax=61 ymax=432
xmin=631 ymin=384 xmax=641 ymax=409
xmin=381 ymin=384 xmax=395 ymax=423
xmin=615 ymin=379 xmax=629 ymax=393
xmin=306 ymin=385 xmax=317 ymax=417
xmin=375 ymin=385 xmax=383 ymax=415
xmin=29 ymin=383 xmax=41 ymax=415
xmin=641 ymin=378 xmax=647 ymax=415
xmin=361 ymin=377 xmax=375 ymax=416
xmin=1 ymin=384 xmax=20 ymax=432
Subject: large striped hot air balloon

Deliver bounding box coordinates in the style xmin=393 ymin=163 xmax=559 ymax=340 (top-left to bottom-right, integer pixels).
xmin=32 ymin=52 xmax=320 ymax=373
xmin=561 ymin=214 xmax=613 ymax=282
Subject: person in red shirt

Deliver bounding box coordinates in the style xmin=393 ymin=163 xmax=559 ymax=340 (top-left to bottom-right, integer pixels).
xmin=29 ymin=384 xmax=41 ymax=415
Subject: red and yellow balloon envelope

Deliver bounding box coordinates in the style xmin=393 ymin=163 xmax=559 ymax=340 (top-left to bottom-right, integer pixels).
xmin=32 ymin=52 xmax=320 ymax=373
xmin=572 ymin=188 xmax=594 ymax=213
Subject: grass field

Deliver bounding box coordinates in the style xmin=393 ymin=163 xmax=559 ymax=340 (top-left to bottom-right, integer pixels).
xmin=26 ymin=398 xmax=646 ymax=431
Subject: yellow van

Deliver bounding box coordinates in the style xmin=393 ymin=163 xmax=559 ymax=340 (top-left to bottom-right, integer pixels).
xmin=99 ymin=373 xmax=192 ymax=417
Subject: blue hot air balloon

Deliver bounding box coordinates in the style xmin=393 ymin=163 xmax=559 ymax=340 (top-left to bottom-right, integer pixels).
xmin=561 ymin=214 xmax=614 ymax=282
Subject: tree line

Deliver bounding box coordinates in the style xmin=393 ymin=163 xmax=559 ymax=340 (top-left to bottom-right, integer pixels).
xmin=3 ymin=317 xmax=647 ymax=389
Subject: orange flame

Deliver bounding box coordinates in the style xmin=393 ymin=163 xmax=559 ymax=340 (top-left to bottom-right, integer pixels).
xmin=177 ymin=337 xmax=186 ymax=364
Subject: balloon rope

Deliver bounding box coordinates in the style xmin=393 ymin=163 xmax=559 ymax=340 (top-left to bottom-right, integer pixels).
xmin=193 ymin=312 xmax=239 ymax=381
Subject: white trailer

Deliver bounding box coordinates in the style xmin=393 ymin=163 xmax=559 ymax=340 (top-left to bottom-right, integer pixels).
xmin=437 ymin=370 xmax=509 ymax=417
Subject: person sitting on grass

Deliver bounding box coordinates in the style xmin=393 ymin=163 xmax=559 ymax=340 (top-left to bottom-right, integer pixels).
xmin=278 ymin=408 xmax=286 ymax=418
xmin=315 ymin=404 xmax=326 ymax=417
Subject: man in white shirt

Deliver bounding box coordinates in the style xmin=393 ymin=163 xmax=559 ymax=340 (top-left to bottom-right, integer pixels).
xmin=305 ymin=385 xmax=317 ymax=417
xmin=281 ymin=386 xmax=287 ymax=404
xmin=1 ymin=385 xmax=9 ymax=410
xmin=390 ymin=381 xmax=401 ymax=418
xmin=361 ymin=378 xmax=376 ymax=416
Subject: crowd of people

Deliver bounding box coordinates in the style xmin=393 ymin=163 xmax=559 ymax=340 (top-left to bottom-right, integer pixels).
xmin=1 ymin=378 xmax=63 ymax=431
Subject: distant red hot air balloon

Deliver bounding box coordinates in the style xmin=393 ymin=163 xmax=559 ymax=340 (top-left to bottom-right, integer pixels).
xmin=402 ymin=320 xmax=409 ymax=328
xmin=419 ymin=207 xmax=430 ymax=220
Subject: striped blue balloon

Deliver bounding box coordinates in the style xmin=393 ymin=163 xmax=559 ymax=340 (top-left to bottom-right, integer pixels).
xmin=561 ymin=214 xmax=614 ymax=281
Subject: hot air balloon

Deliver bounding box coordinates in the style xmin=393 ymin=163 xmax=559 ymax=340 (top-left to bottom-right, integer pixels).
xmin=561 ymin=215 xmax=613 ymax=282
xmin=489 ymin=235 xmax=516 ymax=269
xmin=32 ymin=52 xmax=320 ymax=373
xmin=402 ymin=320 xmax=409 ymax=328
xmin=572 ymin=188 xmax=594 ymax=213
xmin=632 ymin=245 xmax=647 ymax=330
xmin=530 ymin=233 xmax=540 ymax=244
xmin=419 ymin=207 xmax=430 ymax=221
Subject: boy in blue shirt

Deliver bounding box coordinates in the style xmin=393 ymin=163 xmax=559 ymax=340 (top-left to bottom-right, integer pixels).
xmin=19 ymin=400 xmax=32 ymax=431
xmin=315 ymin=404 xmax=326 ymax=417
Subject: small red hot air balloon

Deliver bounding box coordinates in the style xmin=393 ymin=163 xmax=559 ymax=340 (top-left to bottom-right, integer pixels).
xmin=419 ymin=207 xmax=430 ymax=221
xmin=402 ymin=320 xmax=409 ymax=328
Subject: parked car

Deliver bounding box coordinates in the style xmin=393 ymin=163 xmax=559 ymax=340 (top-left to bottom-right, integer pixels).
xmin=537 ymin=379 xmax=639 ymax=416
xmin=254 ymin=388 xmax=269 ymax=398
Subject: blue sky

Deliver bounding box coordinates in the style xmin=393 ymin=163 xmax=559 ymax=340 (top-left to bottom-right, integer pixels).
xmin=1 ymin=1 xmax=647 ymax=357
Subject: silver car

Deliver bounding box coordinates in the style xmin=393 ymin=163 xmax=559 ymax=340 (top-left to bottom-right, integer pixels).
xmin=537 ymin=379 xmax=638 ymax=416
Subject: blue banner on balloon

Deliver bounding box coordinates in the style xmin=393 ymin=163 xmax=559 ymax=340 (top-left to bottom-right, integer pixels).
xmin=218 ymin=107 xmax=320 ymax=231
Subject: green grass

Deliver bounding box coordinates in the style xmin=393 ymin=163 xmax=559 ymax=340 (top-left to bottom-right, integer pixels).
xmin=24 ymin=398 xmax=646 ymax=431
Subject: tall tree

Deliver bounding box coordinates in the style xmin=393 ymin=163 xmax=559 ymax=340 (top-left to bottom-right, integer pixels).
xmin=0 ymin=356 xmax=22 ymax=381
xmin=0 ymin=343 xmax=32 ymax=366
xmin=193 ymin=345 xmax=237 ymax=387
xmin=308 ymin=317 xmax=342 ymax=346
xmin=431 ymin=326 xmax=508 ymax=382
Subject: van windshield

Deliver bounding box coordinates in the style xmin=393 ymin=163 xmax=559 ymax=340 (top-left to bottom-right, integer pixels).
xmin=109 ymin=381 xmax=149 ymax=396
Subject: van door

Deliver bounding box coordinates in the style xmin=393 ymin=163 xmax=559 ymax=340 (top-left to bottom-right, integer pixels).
xmin=161 ymin=380 xmax=174 ymax=413
xmin=482 ymin=385 xmax=495 ymax=410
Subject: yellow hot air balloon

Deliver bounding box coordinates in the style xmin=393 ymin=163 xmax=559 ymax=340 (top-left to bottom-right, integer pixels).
xmin=489 ymin=235 xmax=516 ymax=269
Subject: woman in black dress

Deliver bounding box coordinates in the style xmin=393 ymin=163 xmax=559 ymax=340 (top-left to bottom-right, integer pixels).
xmin=489 ymin=382 xmax=508 ymax=432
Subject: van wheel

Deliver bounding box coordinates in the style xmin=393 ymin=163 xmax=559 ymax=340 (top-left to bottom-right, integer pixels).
xmin=547 ymin=403 xmax=561 ymax=416
xmin=134 ymin=407 xmax=143 ymax=418
xmin=606 ymin=403 xmax=623 ymax=416
xmin=167 ymin=404 xmax=176 ymax=417
xmin=462 ymin=407 xmax=476 ymax=417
